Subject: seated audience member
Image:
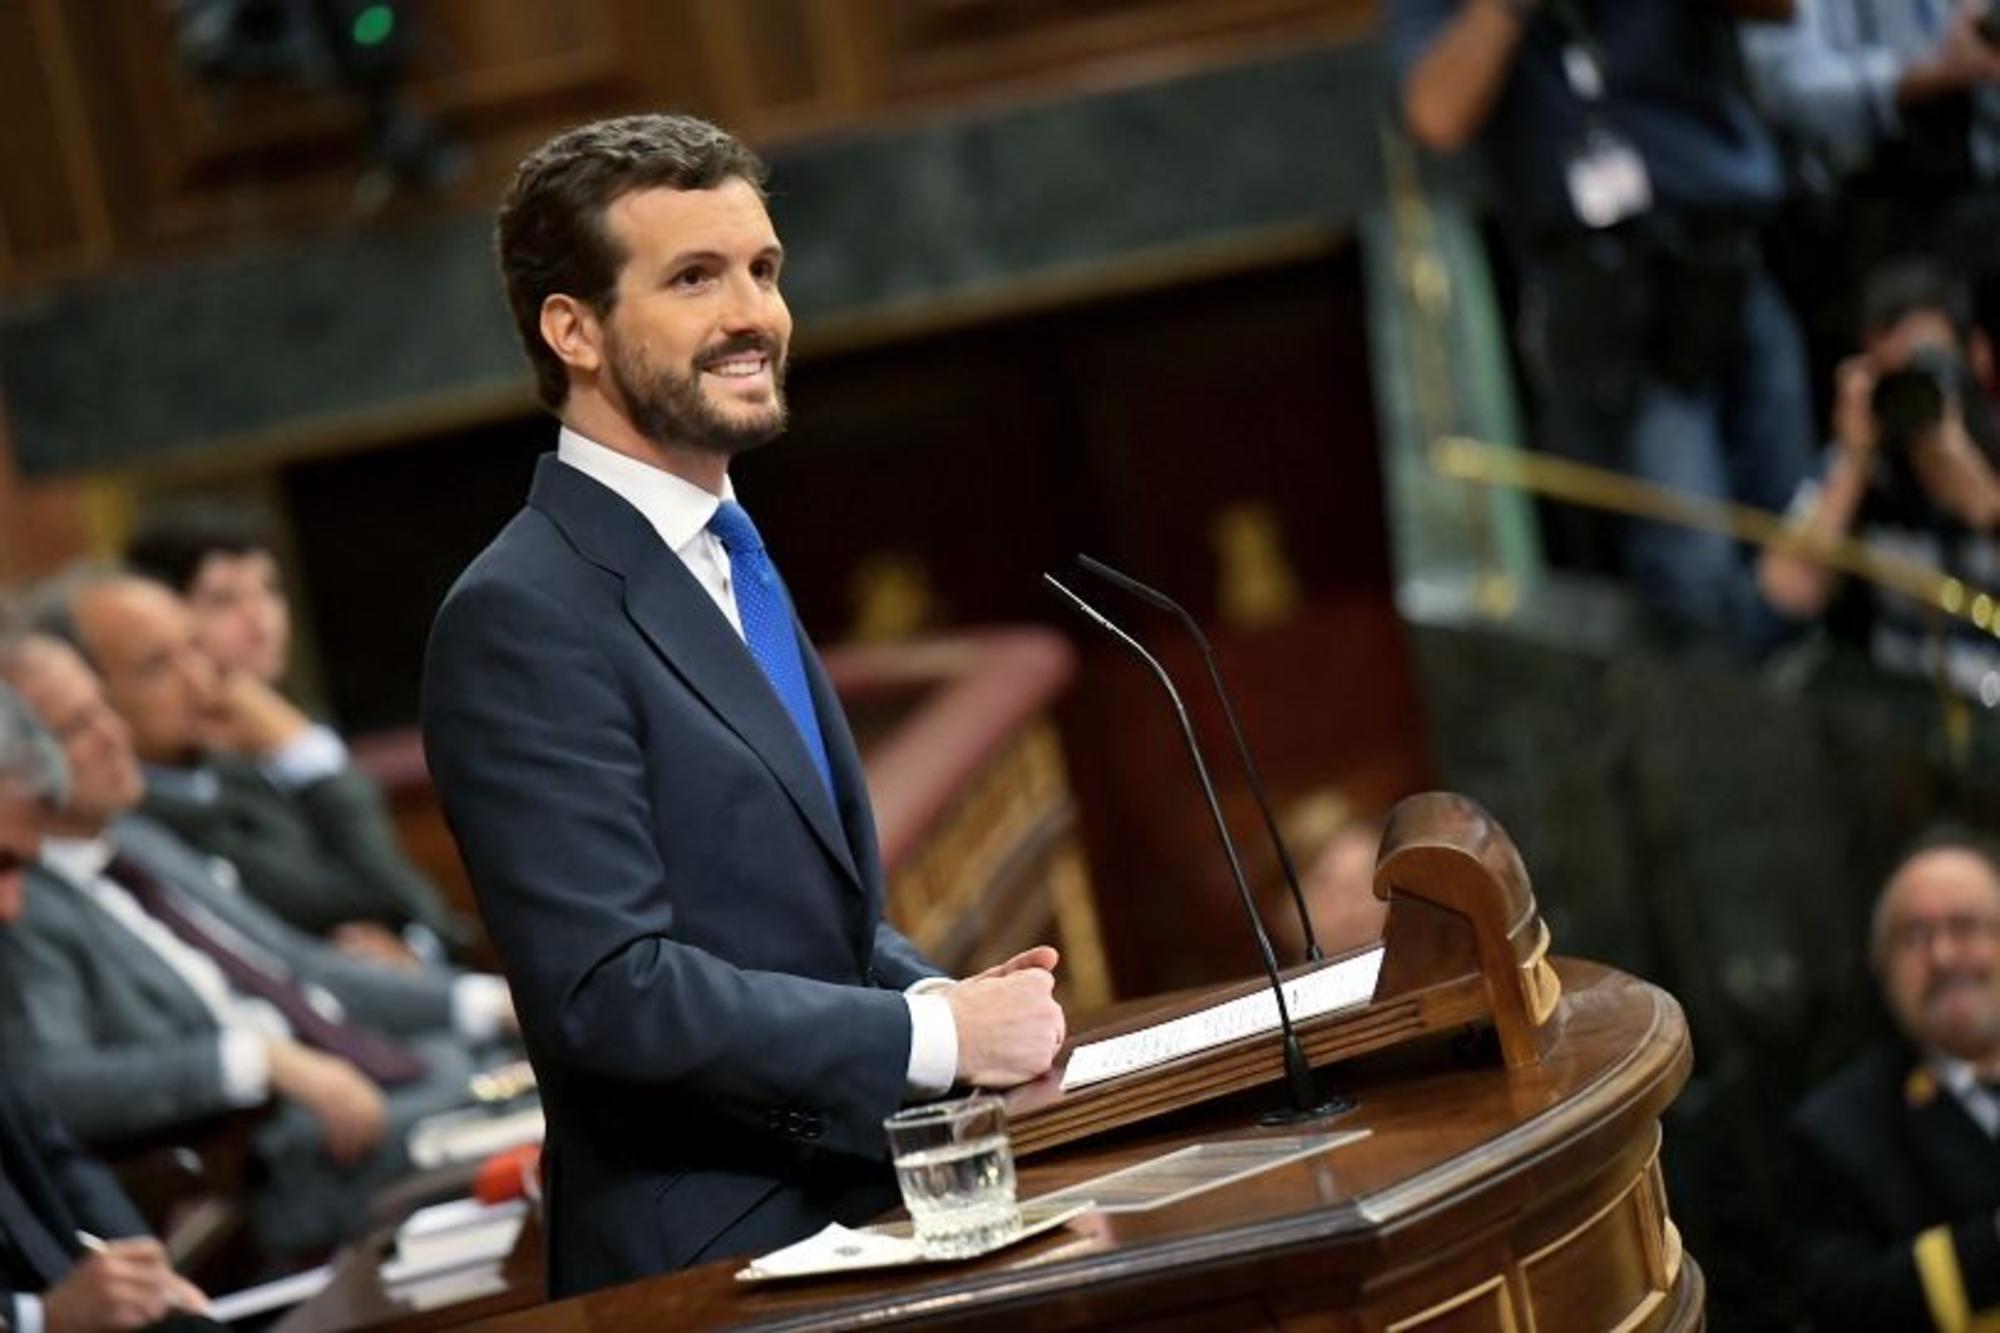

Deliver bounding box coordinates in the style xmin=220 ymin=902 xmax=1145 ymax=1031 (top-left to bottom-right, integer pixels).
xmin=0 ymin=633 xmax=518 ymax=1259
xmin=124 ymin=505 xmax=291 ymax=690
xmin=1790 ymin=831 xmax=2000 ymax=1329
xmin=1759 ymin=259 xmax=2000 ymax=697
xmin=0 ymin=1076 xmax=216 ymax=1333
xmin=37 ymin=567 xmax=469 ymax=959
xmin=1385 ymin=0 xmax=1816 ymax=652
xmin=3 ymin=684 xmax=215 ymax=1333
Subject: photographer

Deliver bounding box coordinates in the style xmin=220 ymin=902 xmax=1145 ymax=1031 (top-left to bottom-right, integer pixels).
xmin=1387 ymin=0 xmax=1817 ymax=652
xmin=1743 ymin=2 xmax=2000 ymax=393
xmin=1759 ymin=259 xmax=2000 ymax=695
xmin=1743 ymin=1 xmax=2000 ymax=224
xmin=1744 ymin=2 xmax=2000 ymax=188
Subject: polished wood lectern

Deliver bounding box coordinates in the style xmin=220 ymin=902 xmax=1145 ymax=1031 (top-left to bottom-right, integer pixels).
xmin=453 ymin=792 xmax=1696 ymax=1332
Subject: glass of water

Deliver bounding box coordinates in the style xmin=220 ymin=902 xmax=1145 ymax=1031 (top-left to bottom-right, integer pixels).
xmin=883 ymin=1094 xmax=1021 ymax=1258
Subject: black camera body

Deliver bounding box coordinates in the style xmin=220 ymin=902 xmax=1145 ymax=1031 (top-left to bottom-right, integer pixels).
xmin=1872 ymin=346 xmax=1964 ymax=456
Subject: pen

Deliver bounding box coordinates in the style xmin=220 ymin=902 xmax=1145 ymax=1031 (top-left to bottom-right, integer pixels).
xmin=77 ymin=1229 xmax=198 ymax=1312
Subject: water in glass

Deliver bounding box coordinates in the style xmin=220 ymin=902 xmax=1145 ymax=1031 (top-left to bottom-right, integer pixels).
xmin=894 ymin=1133 xmax=1019 ymax=1257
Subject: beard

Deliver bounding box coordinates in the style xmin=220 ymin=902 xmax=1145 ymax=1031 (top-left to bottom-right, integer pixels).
xmin=607 ymin=327 xmax=789 ymax=456
xmin=1913 ymin=968 xmax=2000 ymax=1055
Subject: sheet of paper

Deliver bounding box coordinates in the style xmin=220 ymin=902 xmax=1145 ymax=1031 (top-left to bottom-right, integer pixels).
xmin=206 ymin=1263 xmax=335 ymax=1323
xmin=741 ymin=1222 xmax=925 ymax=1279
xmin=1061 ymin=947 xmax=1385 ymax=1091
xmin=735 ymin=1200 xmax=1090 ymax=1282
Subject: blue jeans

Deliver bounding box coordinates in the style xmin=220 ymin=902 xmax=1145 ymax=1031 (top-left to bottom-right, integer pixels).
xmin=1524 ymin=260 xmax=1815 ymax=652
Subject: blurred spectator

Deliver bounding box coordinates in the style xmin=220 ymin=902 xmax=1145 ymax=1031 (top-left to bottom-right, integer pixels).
xmin=1789 ymin=830 xmax=2000 ymax=1329
xmin=1742 ymin=2 xmax=2000 ymax=418
xmin=36 ymin=568 xmax=470 ymax=960
xmin=1386 ymin=0 xmax=1817 ymax=651
xmin=1742 ymin=2 xmax=2000 ymax=270
xmin=5 ymin=681 xmax=218 ymax=1333
xmin=125 ymin=504 xmax=291 ymax=688
xmin=1759 ymin=258 xmax=2000 ymax=698
xmin=0 ymin=1071 xmax=214 ymax=1333
xmin=0 ymin=633 xmax=517 ymax=1258
xmin=1271 ymin=791 xmax=1388 ymax=960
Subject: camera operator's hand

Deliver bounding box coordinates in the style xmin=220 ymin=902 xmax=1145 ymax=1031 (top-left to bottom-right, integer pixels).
xmin=1833 ymin=355 xmax=1881 ymax=462
xmin=1917 ymin=4 xmax=2000 ymax=94
xmin=1909 ymin=405 xmax=2000 ymax=530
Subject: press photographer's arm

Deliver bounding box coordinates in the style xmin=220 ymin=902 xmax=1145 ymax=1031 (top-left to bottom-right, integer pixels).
xmin=1759 ymin=357 xmax=1881 ymax=619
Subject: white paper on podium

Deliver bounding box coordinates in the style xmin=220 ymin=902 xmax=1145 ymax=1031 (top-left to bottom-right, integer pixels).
xmin=1060 ymin=947 xmax=1386 ymax=1091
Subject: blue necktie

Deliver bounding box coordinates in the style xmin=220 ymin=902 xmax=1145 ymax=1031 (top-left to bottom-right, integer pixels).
xmin=707 ymin=500 xmax=835 ymax=796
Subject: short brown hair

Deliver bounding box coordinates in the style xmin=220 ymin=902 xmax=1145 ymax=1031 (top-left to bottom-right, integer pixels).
xmin=495 ymin=114 xmax=768 ymax=411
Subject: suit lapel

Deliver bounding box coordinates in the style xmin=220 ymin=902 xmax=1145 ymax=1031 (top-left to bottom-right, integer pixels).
xmin=799 ymin=617 xmax=883 ymax=914
xmin=0 ymin=1094 xmax=76 ymax=1284
xmin=1905 ymin=1087 xmax=2000 ymax=1218
xmin=528 ymin=456 xmax=863 ymax=893
xmin=38 ymin=865 xmax=222 ymax=1034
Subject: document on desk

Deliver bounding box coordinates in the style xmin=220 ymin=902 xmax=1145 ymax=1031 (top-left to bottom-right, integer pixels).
xmin=1060 ymin=946 xmax=1385 ymax=1092
xmin=206 ymin=1263 xmax=335 ymax=1324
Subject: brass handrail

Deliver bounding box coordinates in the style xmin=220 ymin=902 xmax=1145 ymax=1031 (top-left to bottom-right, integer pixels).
xmin=1431 ymin=435 xmax=2000 ymax=639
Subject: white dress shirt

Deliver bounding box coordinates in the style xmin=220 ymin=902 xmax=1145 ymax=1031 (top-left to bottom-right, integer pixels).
xmin=1932 ymin=1053 xmax=2000 ymax=1139
xmin=36 ymin=836 xmax=514 ymax=1097
xmin=556 ymin=427 xmax=957 ymax=1098
xmin=41 ymin=836 xmax=276 ymax=1107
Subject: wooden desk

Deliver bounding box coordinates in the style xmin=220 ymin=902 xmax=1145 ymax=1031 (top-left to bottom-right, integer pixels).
xmin=456 ymin=957 xmax=1692 ymax=1332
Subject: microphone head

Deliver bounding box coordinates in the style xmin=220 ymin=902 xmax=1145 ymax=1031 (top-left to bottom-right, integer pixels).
xmin=1074 ymin=553 xmax=1176 ymax=612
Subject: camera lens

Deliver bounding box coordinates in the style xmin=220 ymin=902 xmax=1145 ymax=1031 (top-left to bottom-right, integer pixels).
xmin=1871 ymin=347 xmax=1960 ymax=454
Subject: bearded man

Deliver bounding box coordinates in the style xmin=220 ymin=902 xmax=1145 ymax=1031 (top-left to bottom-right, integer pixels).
xmin=1790 ymin=831 xmax=2000 ymax=1329
xmin=420 ymin=114 xmax=1067 ymax=1298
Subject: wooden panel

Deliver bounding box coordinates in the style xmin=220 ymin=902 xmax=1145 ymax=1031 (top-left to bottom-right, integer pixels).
xmin=3 ymin=0 xmax=1380 ymax=288
xmin=0 ymin=0 xmax=109 ymax=280
xmin=859 ymin=0 xmax=1372 ymax=102
xmin=7 ymin=0 xmax=661 ymax=288
xmin=1384 ymin=1275 xmax=1519 ymax=1333
xmin=1519 ymin=1171 xmax=1667 ymax=1333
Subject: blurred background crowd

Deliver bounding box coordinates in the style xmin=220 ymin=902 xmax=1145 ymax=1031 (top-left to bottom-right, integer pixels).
xmin=5 ymin=0 xmax=2000 ymax=1327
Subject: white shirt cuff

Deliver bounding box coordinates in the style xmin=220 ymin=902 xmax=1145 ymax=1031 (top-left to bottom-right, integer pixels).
xmin=1864 ymin=47 xmax=1905 ymax=142
xmin=218 ymin=1030 xmax=271 ymax=1106
xmin=261 ymin=724 xmax=349 ymax=790
xmin=14 ymin=1293 xmax=44 ymax=1333
xmin=903 ymin=989 xmax=958 ymax=1100
xmin=452 ymin=974 xmax=513 ymax=1042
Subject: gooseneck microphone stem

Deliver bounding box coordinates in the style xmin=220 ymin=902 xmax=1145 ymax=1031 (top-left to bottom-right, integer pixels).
xmin=1073 ymin=553 xmax=1324 ymax=963
xmin=1044 ymin=573 xmax=1336 ymax=1121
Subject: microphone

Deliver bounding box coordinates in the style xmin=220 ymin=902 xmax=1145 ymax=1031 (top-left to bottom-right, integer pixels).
xmin=1073 ymin=553 xmax=1324 ymax=963
xmin=1043 ymin=573 xmax=1346 ymax=1123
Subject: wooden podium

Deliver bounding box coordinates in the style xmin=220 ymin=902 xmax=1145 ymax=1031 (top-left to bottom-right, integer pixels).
xmin=440 ymin=792 xmax=1696 ymax=1332
xmin=288 ymin=793 xmax=1695 ymax=1332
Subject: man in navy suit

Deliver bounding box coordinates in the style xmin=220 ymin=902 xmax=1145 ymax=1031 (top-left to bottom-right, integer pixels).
xmin=421 ymin=113 xmax=1067 ymax=1298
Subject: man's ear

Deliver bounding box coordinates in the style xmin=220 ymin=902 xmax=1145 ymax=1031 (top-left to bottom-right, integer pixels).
xmin=540 ymin=295 xmax=604 ymax=379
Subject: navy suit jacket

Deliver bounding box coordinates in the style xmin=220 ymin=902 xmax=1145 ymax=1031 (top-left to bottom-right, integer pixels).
xmin=0 ymin=1074 xmax=148 ymax=1319
xmin=422 ymin=454 xmax=941 ymax=1297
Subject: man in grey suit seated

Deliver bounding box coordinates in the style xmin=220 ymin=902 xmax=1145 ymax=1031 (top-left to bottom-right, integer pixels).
xmin=0 ymin=631 xmax=520 ymax=1259
xmin=1 ymin=688 xmax=218 ymax=1330
xmin=34 ymin=567 xmax=469 ymax=965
